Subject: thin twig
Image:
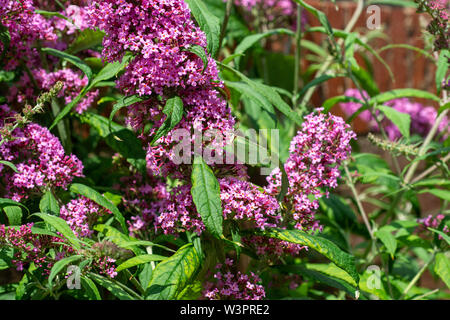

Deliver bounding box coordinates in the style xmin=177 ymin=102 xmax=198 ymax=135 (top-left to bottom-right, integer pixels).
xmin=344 ymin=163 xmax=374 ymax=239
xmin=400 ymin=249 xmax=437 ymax=300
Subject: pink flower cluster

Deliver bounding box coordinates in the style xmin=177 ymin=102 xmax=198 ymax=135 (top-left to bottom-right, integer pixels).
xmin=203 ymin=259 xmax=266 ymax=300
xmin=417 ymin=214 xmax=449 ymax=239
xmin=0 ymin=0 xmax=57 ymax=70
xmin=88 ymin=0 xmax=235 ymax=176
xmin=242 ymin=235 xmax=307 ymax=258
xmin=9 ymin=68 xmax=99 ymax=114
xmin=123 ymin=174 xmax=282 ymax=236
xmin=266 ymin=111 xmax=356 ymax=232
xmin=60 ymin=196 xmax=111 ymax=238
xmin=53 ymin=4 xmax=91 ymax=35
xmin=0 ymin=105 xmax=84 ymax=201
xmin=341 ymin=88 xmax=449 ymax=140
xmin=96 ymin=256 xmax=118 ymax=279
xmin=233 ymin=0 xmax=296 ymax=16
xmin=1 ymin=1 xmax=98 ymax=114
xmin=220 ymin=177 xmax=280 ymax=230
xmin=0 ymin=223 xmax=71 ymax=272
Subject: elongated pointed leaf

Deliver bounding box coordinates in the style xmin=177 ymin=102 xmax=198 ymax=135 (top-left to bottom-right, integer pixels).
xmin=109 ymin=95 xmax=146 ymax=132
xmin=151 ymin=96 xmax=184 ymax=145
xmin=146 ymin=244 xmax=201 ymax=300
xmin=434 ymin=253 xmax=450 ymax=289
xmin=81 ymin=276 xmax=101 ymax=300
xmin=183 ymin=44 xmax=209 ymax=71
xmin=39 ymin=191 xmax=60 ymax=215
xmin=48 ymin=255 xmax=83 ymax=285
xmin=89 ymin=272 xmax=141 ymax=300
xmin=0 ymin=160 xmax=18 ymax=173
xmin=191 ymin=156 xmax=223 ymax=238
xmin=265 ymin=228 xmax=359 ymax=285
xmin=3 ymin=206 xmax=22 ymax=225
xmin=34 ymin=213 xmax=81 ymax=250
xmin=436 ymin=50 xmax=449 ymax=94
xmin=218 ymin=62 xmax=302 ymax=126
xmin=0 ymin=198 xmax=28 ymax=213
xmin=78 ymin=112 xmax=146 ymax=171
xmin=42 ymin=47 xmax=92 ymax=82
xmin=116 ymin=254 xmax=167 ymax=272
xmin=50 ymin=54 xmax=133 ymax=129
xmin=185 ymin=0 xmax=220 ymax=57
xmin=234 ymin=28 xmax=295 ymax=67
xmin=419 ymin=189 xmax=450 ymax=202
xmin=371 ymin=89 xmax=440 ymax=105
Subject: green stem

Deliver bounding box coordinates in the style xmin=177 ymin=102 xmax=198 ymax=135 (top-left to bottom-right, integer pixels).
xmin=292 ymin=4 xmax=303 ymax=110
xmin=400 ymin=249 xmax=437 ymax=300
xmin=344 ymin=163 xmax=374 ymax=239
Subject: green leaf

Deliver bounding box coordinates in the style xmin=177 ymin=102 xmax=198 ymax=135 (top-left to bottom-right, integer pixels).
xmin=436 ymin=50 xmax=449 ymax=95
xmin=224 ymin=80 xmax=275 ymax=114
xmin=41 ymin=47 xmax=92 ymax=82
xmin=78 ymin=112 xmax=146 ymax=171
xmin=39 ymin=191 xmax=60 ymax=215
xmin=265 ymin=228 xmax=359 ymax=285
xmin=151 ymin=96 xmax=184 ymax=145
xmin=191 ymin=156 xmax=223 ymax=238
xmin=33 ymin=213 xmax=81 ymax=250
xmin=35 ymin=10 xmax=70 ymax=21
xmin=277 ymin=264 xmax=359 ymax=299
xmin=3 ymin=206 xmax=22 ymax=225
xmin=375 ymin=227 xmax=397 ymax=259
xmin=0 ymin=198 xmax=29 ymax=213
xmin=50 ymin=54 xmax=132 ymax=130
xmin=218 ymin=62 xmax=302 ymax=126
xmin=428 ymin=228 xmax=450 ymax=246
xmin=0 ymin=160 xmax=18 ymax=172
xmin=323 ymin=95 xmax=364 ymax=113
xmin=48 ymin=255 xmax=83 ymax=286
xmin=297 ymin=75 xmax=341 ymax=100
xmin=94 ymin=224 xmax=141 ymax=256
xmin=81 ymin=276 xmax=101 ymax=300
xmin=183 ymin=44 xmax=209 ymax=71
xmin=233 ymin=28 xmax=295 ymax=67
xmin=117 ymin=240 xmax=175 ymax=253
xmin=434 ymin=253 xmax=450 ymax=289
xmin=88 ymin=272 xmax=141 ymax=300
xmin=370 ymin=89 xmax=440 ymax=105
xmin=70 ymin=183 xmax=127 ymax=233
xmin=293 ymin=0 xmax=333 ymax=38
xmin=306 ymin=263 xmax=357 ymax=287
xmin=109 ymin=95 xmax=146 ymax=132
xmin=419 ymin=189 xmax=450 ymax=202
xmin=377 ymin=105 xmax=411 ymax=139
xmin=146 ymin=244 xmax=201 ymax=300
xmin=185 ymin=0 xmax=220 ymax=57
xmin=351 ymin=65 xmax=380 ymax=96
xmin=88 ymin=53 xmax=133 ymax=89
xmin=116 ymin=254 xmax=167 ymax=272
xmin=67 ymin=28 xmax=105 ymax=54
